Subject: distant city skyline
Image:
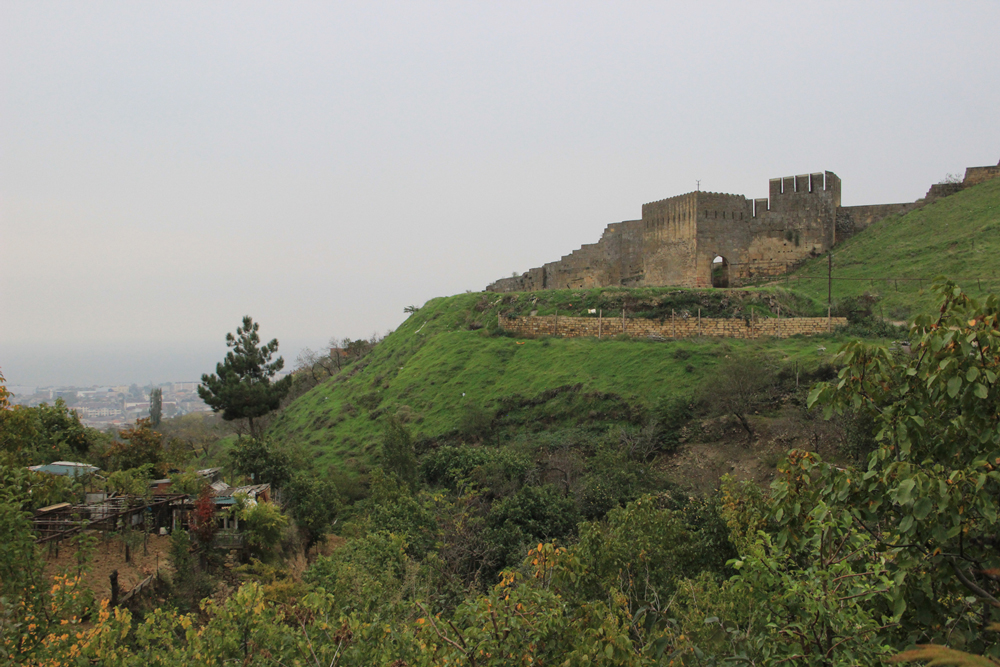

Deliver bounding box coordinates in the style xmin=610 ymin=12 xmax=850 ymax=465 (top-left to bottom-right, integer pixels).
xmin=1 ymin=336 xmax=326 ymax=387
xmin=3 ymin=2 xmax=998 ymax=386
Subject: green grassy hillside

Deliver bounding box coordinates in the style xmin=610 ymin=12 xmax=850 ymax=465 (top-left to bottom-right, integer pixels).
xmin=269 ymin=287 xmax=850 ymax=470
xmin=270 ymin=179 xmax=1000 ymax=470
xmin=785 ymin=177 xmax=1000 ymax=319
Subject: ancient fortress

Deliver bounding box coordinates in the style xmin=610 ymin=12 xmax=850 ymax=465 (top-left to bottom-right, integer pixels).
xmin=487 ymin=161 xmax=1000 ymax=292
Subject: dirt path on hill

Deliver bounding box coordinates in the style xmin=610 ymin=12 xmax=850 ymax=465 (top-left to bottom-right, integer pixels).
xmin=43 ymin=533 xmax=174 ymax=602
xmin=662 ymin=403 xmax=844 ymax=493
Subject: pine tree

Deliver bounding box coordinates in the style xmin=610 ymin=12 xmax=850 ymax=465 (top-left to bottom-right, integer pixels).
xmin=198 ymin=316 xmax=292 ymax=439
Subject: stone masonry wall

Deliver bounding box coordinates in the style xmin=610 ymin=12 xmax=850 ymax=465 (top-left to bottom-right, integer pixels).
xmin=501 ymin=314 xmax=847 ymax=340
xmin=487 ymin=161 xmax=999 ymax=294
xmin=837 ymin=202 xmax=919 ymax=239
xmin=639 ymin=192 xmax=700 ymax=287
xmin=964 ymin=162 xmax=1000 ymax=187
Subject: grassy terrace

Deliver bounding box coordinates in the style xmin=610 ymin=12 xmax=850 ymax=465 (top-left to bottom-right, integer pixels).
xmin=269 ymin=288 xmax=855 ymax=470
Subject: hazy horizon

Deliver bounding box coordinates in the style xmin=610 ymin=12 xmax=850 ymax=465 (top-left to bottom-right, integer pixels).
xmin=3 ymin=2 xmax=998 ymax=387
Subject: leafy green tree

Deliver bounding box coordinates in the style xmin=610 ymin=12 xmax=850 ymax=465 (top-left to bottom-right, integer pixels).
xmin=483 ymin=484 xmax=579 ymax=575
xmin=148 ymin=387 xmax=162 ymax=426
xmin=382 ymin=416 xmax=417 ymax=490
xmin=727 ymin=468 xmax=896 ymax=665
xmin=230 ymin=495 xmax=289 ymax=561
xmin=284 ymin=471 xmax=341 ymax=549
xmin=198 ymin=316 xmax=292 ymax=439
xmin=229 ymin=437 xmax=292 ymax=488
xmin=166 ymin=529 xmax=213 ymax=612
xmin=0 ymin=467 xmax=94 ymax=663
xmin=365 ymin=468 xmax=438 ymax=558
xmin=805 ymin=281 xmax=1000 ymax=653
xmin=0 ymin=398 xmax=104 ymax=465
xmin=105 ymin=418 xmax=164 ymax=473
xmin=169 ymin=469 xmax=210 ymax=495
xmin=697 ymin=349 xmax=778 ymax=444
xmin=304 ymin=531 xmax=419 ymax=616
xmin=106 ymin=465 xmax=155 ymax=499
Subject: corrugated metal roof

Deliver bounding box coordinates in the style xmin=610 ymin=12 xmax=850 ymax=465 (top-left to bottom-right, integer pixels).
xmin=211 ymin=483 xmax=270 ymax=505
xmin=210 ymin=480 xmax=231 ymax=494
xmin=28 ymin=462 xmax=99 ymax=477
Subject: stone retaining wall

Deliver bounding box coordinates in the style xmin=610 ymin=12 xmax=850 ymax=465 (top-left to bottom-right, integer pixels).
xmin=501 ymin=314 xmax=846 ymax=340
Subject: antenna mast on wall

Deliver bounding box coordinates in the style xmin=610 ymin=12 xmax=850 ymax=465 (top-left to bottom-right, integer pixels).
xmin=696 ymin=180 xmax=701 ymax=192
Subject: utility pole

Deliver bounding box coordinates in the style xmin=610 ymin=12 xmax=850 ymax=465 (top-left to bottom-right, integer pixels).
xmin=696 ymin=180 xmax=701 ymax=192
xmin=827 ymin=253 xmax=833 ymax=307
xmin=828 ymin=253 xmax=833 ymax=331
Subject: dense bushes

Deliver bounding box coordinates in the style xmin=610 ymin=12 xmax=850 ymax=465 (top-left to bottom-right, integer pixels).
xmin=420 ymin=444 xmax=533 ymax=495
xmin=0 ymin=398 xmax=107 ymax=467
xmin=17 ymin=282 xmax=1000 ymax=664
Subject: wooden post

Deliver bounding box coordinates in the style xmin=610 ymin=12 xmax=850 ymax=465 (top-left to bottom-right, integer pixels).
xmin=110 ymin=570 xmax=120 ymax=607
xmin=598 ymin=309 xmax=602 ymax=339
xmin=828 ymin=305 xmax=832 ymax=332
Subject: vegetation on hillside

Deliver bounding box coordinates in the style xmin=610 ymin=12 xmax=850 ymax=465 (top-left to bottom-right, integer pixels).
xmin=786 ymin=177 xmax=1000 ymax=319
xmin=6 ymin=179 xmax=999 ymax=663
xmin=5 ymin=280 xmax=1000 ymax=664
xmin=268 ymin=287 xmax=846 ymax=470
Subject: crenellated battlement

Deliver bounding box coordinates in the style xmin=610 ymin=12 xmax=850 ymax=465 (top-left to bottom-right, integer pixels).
xmin=485 ymin=162 xmax=992 ymax=293
xmin=769 ymin=171 xmax=839 ymax=196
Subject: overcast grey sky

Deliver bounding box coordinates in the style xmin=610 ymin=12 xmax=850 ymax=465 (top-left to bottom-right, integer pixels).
xmin=2 ymin=1 xmax=998 ymax=387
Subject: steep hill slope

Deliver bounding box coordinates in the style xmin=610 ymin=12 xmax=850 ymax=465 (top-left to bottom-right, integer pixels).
xmin=269 ymin=287 xmax=849 ymax=470
xmin=786 ymin=177 xmax=1000 ymax=319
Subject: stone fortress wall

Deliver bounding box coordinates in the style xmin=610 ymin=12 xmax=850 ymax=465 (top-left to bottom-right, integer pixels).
xmin=487 ymin=160 xmax=1000 ymax=293
xmin=500 ymin=313 xmax=848 ymax=340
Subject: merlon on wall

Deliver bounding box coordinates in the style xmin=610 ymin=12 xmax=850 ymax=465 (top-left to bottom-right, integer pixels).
xmin=486 ymin=161 xmax=1000 ymax=292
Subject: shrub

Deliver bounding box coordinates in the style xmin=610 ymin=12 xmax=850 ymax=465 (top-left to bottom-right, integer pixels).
xmin=420 ymin=445 xmax=533 ymax=497
xmin=304 ymin=531 xmax=417 ymax=616
xmin=654 ymin=396 xmax=693 ymax=454
xmin=283 ymin=472 xmax=341 ymax=549
xmin=835 ymin=316 xmax=909 ymax=339
xmin=695 ymin=350 xmax=778 ymax=444
xmin=578 ymin=442 xmax=668 ymax=520
xmin=364 ymin=469 xmax=437 ymax=558
xmin=230 ymin=496 xmax=289 ymax=561
xmin=482 ymin=484 xmax=579 ymax=575
xmin=381 ymin=416 xmax=417 ymax=490
xmin=457 ymin=404 xmax=493 ymax=443
xmin=229 ymin=437 xmax=292 ymax=488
